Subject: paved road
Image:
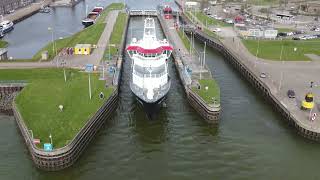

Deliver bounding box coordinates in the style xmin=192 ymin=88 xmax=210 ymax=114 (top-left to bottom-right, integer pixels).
xmin=0 ymin=10 xmax=120 ymax=69
xmin=183 ymin=6 xmax=320 ymax=132
xmin=3 ymin=0 xmax=52 ymax=23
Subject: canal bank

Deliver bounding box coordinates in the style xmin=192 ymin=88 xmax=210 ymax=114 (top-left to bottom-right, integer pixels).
xmin=2 ymin=9 xmax=320 ymax=179
xmin=2 ymin=0 xmax=52 ymax=24
xmin=0 ymin=6 xmax=129 ymax=171
xmin=155 ymin=11 xmax=221 ymax=124
xmin=176 ymin=1 xmax=320 ymax=142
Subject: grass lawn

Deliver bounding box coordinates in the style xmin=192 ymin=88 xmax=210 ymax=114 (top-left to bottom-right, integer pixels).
xmin=177 ymin=29 xmax=191 ymax=51
xmin=192 ymin=79 xmax=220 ymax=105
xmin=25 ymin=3 xmax=125 ymax=62
xmin=0 ymin=40 xmax=8 ymax=48
xmin=103 ymin=12 xmax=128 ymax=61
xmin=242 ymin=39 xmax=320 ymax=61
xmin=246 ymin=0 xmax=279 ymax=5
xmin=187 ymin=11 xmax=230 ymax=27
xmin=276 ymin=28 xmax=294 ymax=33
xmin=0 ymin=68 xmax=114 ymax=148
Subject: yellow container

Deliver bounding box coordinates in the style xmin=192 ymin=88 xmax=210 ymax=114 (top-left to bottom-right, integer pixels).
xmin=74 ymin=44 xmax=91 ymax=55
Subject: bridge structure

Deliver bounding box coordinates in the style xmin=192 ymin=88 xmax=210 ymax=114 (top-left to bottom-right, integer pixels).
xmin=128 ymin=9 xmax=158 ymax=17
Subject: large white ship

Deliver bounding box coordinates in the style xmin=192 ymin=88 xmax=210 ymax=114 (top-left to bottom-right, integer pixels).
xmin=126 ymin=18 xmax=173 ymax=105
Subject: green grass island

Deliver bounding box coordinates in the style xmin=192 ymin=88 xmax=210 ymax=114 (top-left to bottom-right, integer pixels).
xmin=0 ymin=3 xmax=127 ymax=149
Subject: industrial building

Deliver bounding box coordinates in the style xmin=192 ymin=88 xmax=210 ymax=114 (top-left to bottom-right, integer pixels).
xmin=0 ymin=0 xmax=36 ymax=15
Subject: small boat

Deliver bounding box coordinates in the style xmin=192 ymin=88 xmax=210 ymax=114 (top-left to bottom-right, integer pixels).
xmin=0 ymin=20 xmax=14 ymax=34
xmin=39 ymin=7 xmax=51 ymax=13
xmin=163 ymin=5 xmax=173 ymax=19
xmin=0 ymin=29 xmax=4 ymax=38
xmin=82 ymin=6 xmax=104 ymax=27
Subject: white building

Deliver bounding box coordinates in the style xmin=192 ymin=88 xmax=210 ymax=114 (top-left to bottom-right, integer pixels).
xmin=237 ymin=26 xmax=278 ymax=39
xmin=264 ymin=29 xmax=278 ymax=39
xmin=185 ymin=1 xmax=200 ymax=10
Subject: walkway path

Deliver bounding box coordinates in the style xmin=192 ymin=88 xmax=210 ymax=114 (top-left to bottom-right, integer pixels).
xmin=53 ymin=10 xmax=120 ymax=68
xmin=162 ymin=18 xmax=208 ymax=75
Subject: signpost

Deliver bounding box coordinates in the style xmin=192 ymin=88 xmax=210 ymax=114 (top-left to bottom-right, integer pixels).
xmin=86 ymin=64 xmax=94 ymax=100
xmin=44 ymin=143 xmax=53 ymax=152
xmin=108 ymin=44 xmax=116 ymax=61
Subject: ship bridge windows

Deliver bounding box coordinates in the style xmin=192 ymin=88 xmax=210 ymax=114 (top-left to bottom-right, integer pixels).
xmin=134 ymin=64 xmax=166 ymax=75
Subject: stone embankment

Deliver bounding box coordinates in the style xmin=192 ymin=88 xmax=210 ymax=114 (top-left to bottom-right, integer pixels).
xmin=5 ymin=11 xmax=129 ymax=171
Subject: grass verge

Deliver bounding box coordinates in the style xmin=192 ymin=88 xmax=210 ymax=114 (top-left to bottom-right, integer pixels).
xmin=186 ymin=11 xmax=230 ymax=27
xmin=103 ymin=12 xmax=128 ymax=61
xmin=0 ymin=68 xmax=113 ymax=148
xmin=242 ymin=39 xmax=320 ymax=61
xmin=0 ymin=40 xmax=8 ymax=48
xmin=192 ymin=79 xmax=220 ymax=105
xmin=177 ymin=29 xmax=191 ymax=51
xmin=276 ymin=28 xmax=294 ymax=33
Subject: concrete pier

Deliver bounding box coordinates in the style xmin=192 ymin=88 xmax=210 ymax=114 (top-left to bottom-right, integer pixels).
xmin=2 ymin=0 xmax=52 ymax=23
xmin=156 ymin=13 xmax=220 ymax=123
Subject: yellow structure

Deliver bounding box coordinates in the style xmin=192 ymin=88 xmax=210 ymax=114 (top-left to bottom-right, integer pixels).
xmin=74 ymin=44 xmax=91 ymax=55
xmin=301 ymin=92 xmax=315 ymax=110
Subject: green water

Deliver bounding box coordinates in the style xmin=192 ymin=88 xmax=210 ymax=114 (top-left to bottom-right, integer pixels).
xmin=1 ymin=1 xmax=320 ymax=180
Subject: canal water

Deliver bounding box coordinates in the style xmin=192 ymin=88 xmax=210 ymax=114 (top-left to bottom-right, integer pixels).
xmin=1 ymin=0 xmax=320 ymax=179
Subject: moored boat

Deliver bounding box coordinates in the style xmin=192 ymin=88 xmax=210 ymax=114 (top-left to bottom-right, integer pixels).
xmin=126 ymin=18 xmax=173 ymax=106
xmin=82 ymin=6 xmax=104 ymax=27
xmin=0 ymin=20 xmax=14 ymax=34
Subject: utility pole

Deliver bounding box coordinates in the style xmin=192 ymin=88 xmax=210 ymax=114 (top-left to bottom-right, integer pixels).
xmin=88 ymin=72 xmax=92 ymax=99
xmin=254 ymin=38 xmax=260 ymax=68
xmin=203 ymin=41 xmax=206 ymax=68
xmin=278 ymin=43 xmax=284 ymax=92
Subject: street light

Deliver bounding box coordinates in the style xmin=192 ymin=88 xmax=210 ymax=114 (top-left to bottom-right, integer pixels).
xmin=60 ymin=59 xmax=67 ymax=82
xmin=48 ymin=27 xmax=57 ymax=65
xmin=49 ymin=134 xmax=53 ymax=145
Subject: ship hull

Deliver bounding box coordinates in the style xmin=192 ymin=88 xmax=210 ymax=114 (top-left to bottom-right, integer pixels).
xmin=2 ymin=25 xmax=13 ymax=34
xmin=130 ymin=82 xmax=170 ymax=105
xmin=82 ymin=20 xmax=94 ymax=27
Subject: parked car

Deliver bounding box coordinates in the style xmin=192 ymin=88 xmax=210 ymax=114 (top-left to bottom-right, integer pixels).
xmin=286 ymin=32 xmax=294 ymax=36
xmin=224 ymin=19 xmax=234 ymax=24
xmin=277 ymin=32 xmax=287 ymax=37
xmin=292 ymin=37 xmax=300 ymax=40
xmin=260 ymin=72 xmax=267 ymax=78
xmin=216 ymin=16 xmax=223 ymax=20
xmin=287 ymin=90 xmax=295 ymax=98
xmin=212 ymin=28 xmax=221 ymax=32
xmin=294 ymin=30 xmax=304 ymax=34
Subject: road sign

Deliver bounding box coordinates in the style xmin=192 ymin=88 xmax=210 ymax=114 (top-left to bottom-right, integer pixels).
xmin=44 ymin=143 xmax=53 ymax=152
xmin=85 ymin=64 xmax=94 ymax=72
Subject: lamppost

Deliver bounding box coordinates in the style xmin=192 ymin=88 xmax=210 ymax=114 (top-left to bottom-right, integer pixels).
xmin=278 ymin=42 xmax=284 ymax=92
xmin=60 ymin=59 xmax=67 ymax=82
xmin=49 ymin=134 xmax=53 ymax=145
xmin=48 ymin=27 xmax=57 ymax=65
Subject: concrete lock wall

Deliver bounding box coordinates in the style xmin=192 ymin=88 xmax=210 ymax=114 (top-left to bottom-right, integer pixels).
xmin=178 ymin=13 xmax=320 ymax=141
xmin=156 ymin=14 xmax=220 ymax=124
xmin=13 ymin=90 xmax=119 ymax=170
xmin=0 ymin=84 xmax=25 ymax=114
xmin=6 ymin=12 xmax=130 ymax=171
